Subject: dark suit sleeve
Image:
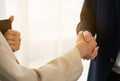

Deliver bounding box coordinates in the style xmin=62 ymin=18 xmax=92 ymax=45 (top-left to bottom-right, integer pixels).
xmin=76 ymin=0 xmax=96 ymax=36
xmin=0 ymin=19 xmax=12 ymax=35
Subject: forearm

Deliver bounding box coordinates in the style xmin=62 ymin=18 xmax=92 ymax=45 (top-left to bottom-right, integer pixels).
xmin=36 ymin=47 xmax=83 ymax=81
xmin=0 ymin=47 xmax=83 ymax=81
xmin=76 ymin=0 xmax=96 ymax=35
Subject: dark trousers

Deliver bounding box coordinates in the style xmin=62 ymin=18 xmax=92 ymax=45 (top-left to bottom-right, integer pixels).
xmin=107 ymin=71 xmax=120 ymax=81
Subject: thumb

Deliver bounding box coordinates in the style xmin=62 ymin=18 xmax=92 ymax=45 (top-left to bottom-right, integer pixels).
xmin=76 ymin=31 xmax=84 ymax=43
xmin=83 ymin=31 xmax=93 ymax=42
xmin=9 ymin=15 xmax=14 ymax=22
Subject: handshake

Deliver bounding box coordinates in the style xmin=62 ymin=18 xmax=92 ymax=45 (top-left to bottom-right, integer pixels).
xmin=75 ymin=31 xmax=99 ymax=60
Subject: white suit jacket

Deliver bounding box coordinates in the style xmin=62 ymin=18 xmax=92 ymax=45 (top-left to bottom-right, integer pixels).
xmin=0 ymin=32 xmax=83 ymax=81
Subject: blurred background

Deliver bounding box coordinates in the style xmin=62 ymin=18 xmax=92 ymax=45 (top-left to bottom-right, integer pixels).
xmin=0 ymin=0 xmax=90 ymax=80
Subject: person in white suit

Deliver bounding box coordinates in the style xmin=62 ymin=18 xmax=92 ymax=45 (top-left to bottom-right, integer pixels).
xmin=0 ymin=31 xmax=99 ymax=81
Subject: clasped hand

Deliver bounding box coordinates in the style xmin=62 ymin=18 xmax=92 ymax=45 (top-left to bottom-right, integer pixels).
xmin=4 ymin=30 xmax=21 ymax=52
xmin=76 ymin=31 xmax=99 ymax=60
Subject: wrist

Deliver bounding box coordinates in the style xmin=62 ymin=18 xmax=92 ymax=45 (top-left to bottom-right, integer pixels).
xmin=75 ymin=43 xmax=84 ymax=58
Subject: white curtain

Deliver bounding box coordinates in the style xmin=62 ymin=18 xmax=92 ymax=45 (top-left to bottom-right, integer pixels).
xmin=1 ymin=0 xmax=90 ymax=81
xmin=1 ymin=0 xmax=29 ymax=66
xmin=0 ymin=0 xmax=6 ymax=18
xmin=28 ymin=0 xmax=81 ymax=67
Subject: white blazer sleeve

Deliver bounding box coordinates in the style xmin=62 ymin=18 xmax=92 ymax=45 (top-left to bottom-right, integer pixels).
xmin=36 ymin=47 xmax=83 ymax=81
xmin=0 ymin=32 xmax=83 ymax=81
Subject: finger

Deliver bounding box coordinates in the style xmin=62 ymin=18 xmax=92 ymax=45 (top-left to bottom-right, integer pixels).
xmin=83 ymin=46 xmax=99 ymax=60
xmin=88 ymin=38 xmax=97 ymax=50
xmin=7 ymin=40 xmax=21 ymax=46
xmin=83 ymin=31 xmax=93 ymax=42
xmin=78 ymin=31 xmax=84 ymax=39
xmin=9 ymin=40 xmax=21 ymax=52
xmin=4 ymin=35 xmax=14 ymax=41
xmin=9 ymin=15 xmax=14 ymax=22
xmin=83 ymin=55 xmax=91 ymax=60
xmin=76 ymin=31 xmax=84 ymax=42
xmin=89 ymin=46 xmax=99 ymax=59
xmin=4 ymin=29 xmax=21 ymax=36
xmin=7 ymin=40 xmax=15 ymax=46
xmin=10 ymin=45 xmax=19 ymax=52
xmin=4 ymin=33 xmax=21 ymax=42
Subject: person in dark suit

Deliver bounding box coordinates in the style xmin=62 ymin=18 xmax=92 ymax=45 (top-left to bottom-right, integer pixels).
xmin=76 ymin=0 xmax=120 ymax=81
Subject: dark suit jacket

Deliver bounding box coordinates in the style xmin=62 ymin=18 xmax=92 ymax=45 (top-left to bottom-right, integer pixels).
xmin=77 ymin=0 xmax=120 ymax=81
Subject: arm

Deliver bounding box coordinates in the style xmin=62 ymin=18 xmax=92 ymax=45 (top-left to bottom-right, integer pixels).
xmin=0 ymin=31 xmax=97 ymax=81
xmin=0 ymin=31 xmax=82 ymax=81
xmin=76 ymin=0 xmax=99 ymax=60
xmin=36 ymin=47 xmax=82 ymax=81
xmin=35 ymin=32 xmax=98 ymax=81
xmin=76 ymin=0 xmax=97 ymax=35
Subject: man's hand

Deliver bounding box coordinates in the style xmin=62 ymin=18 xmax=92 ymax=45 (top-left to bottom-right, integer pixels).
xmin=82 ymin=31 xmax=99 ymax=60
xmin=4 ymin=30 xmax=21 ymax=52
xmin=76 ymin=31 xmax=99 ymax=60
